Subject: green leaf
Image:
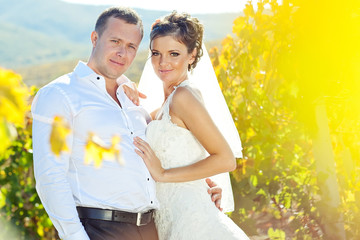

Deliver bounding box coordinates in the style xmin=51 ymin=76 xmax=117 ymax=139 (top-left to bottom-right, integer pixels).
xmin=250 ymin=174 xmax=258 ymax=188
xmin=268 ymin=227 xmax=286 ymax=240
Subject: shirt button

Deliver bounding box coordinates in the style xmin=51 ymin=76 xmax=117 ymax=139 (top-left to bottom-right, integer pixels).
xmin=97 ymin=77 xmax=100 ymax=80
xmin=151 ymin=201 xmax=153 ymax=204
xmin=147 ymin=178 xmax=150 ymax=181
xmin=131 ymin=132 xmax=133 ymax=135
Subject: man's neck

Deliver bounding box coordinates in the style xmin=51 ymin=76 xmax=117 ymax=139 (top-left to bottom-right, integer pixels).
xmin=105 ymin=79 xmax=122 ymax=108
xmin=86 ymin=60 xmax=122 ymax=107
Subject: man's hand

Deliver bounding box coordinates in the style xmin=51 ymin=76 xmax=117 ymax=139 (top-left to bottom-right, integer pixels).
xmin=123 ymin=83 xmax=147 ymax=106
xmin=206 ymin=178 xmax=223 ymax=211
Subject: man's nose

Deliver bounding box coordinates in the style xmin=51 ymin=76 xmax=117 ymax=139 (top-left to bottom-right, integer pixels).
xmin=117 ymin=45 xmax=126 ymax=57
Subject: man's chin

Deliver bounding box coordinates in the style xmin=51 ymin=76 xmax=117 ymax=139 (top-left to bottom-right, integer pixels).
xmin=112 ymin=67 xmax=128 ymax=77
xmin=106 ymin=69 xmax=127 ymax=80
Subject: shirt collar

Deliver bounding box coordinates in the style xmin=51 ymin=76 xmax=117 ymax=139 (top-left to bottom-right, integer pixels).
xmin=73 ymin=61 xmax=98 ymax=80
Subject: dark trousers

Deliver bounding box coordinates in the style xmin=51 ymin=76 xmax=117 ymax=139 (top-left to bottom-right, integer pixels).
xmin=80 ymin=217 xmax=159 ymax=240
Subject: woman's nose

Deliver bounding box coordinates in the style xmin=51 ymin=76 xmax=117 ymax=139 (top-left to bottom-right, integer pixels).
xmin=159 ymin=56 xmax=168 ymax=66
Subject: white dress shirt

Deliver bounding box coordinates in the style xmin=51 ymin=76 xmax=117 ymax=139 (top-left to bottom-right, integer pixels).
xmin=31 ymin=61 xmax=159 ymax=240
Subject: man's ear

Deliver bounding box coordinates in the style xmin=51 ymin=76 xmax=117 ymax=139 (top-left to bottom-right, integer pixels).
xmin=90 ymin=31 xmax=98 ymax=48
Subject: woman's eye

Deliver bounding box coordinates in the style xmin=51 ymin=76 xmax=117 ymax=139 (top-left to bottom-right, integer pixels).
xmin=151 ymin=52 xmax=159 ymax=56
xmin=171 ymin=52 xmax=179 ymax=57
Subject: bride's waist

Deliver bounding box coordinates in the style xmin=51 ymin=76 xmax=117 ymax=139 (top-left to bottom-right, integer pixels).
xmin=158 ymin=155 xmax=208 ymax=168
xmin=156 ymin=179 xmax=207 ymax=191
xmin=155 ymin=181 xmax=211 ymax=205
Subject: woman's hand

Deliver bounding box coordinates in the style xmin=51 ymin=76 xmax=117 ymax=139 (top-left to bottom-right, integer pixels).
xmin=133 ymin=137 xmax=165 ymax=181
xmin=123 ymin=83 xmax=147 ymax=106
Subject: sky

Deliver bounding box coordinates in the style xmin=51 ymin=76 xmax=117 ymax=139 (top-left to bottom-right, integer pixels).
xmin=62 ymin=0 xmax=247 ymax=14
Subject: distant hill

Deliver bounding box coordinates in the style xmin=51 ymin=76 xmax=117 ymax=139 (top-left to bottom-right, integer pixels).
xmin=1 ymin=0 xmax=241 ymax=70
xmin=16 ymin=50 xmax=149 ymax=87
xmin=0 ymin=0 xmax=241 ymax=86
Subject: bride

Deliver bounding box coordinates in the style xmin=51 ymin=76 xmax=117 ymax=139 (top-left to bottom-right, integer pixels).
xmin=133 ymin=11 xmax=249 ymax=240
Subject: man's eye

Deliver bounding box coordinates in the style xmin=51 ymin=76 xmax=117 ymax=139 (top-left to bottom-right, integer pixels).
xmin=171 ymin=52 xmax=179 ymax=57
xmin=111 ymin=40 xmax=119 ymax=44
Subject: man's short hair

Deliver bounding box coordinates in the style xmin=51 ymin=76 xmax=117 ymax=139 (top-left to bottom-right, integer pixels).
xmin=95 ymin=7 xmax=144 ymax=39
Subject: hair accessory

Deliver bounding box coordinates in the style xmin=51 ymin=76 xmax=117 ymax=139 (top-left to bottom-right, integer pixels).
xmin=151 ymin=19 xmax=161 ymax=30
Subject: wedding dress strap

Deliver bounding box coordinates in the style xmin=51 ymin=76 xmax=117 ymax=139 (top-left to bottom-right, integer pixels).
xmin=159 ymin=80 xmax=191 ymax=119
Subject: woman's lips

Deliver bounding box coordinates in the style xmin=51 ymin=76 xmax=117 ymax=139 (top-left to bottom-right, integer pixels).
xmin=159 ymin=69 xmax=173 ymax=74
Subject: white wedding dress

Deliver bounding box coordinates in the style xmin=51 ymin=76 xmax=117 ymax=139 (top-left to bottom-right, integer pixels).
xmin=146 ymin=81 xmax=249 ymax=240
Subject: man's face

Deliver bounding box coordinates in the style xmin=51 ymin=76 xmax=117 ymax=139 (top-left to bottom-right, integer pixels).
xmin=89 ymin=17 xmax=142 ymax=81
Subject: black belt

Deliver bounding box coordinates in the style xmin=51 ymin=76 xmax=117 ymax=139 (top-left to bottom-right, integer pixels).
xmin=76 ymin=207 xmax=154 ymax=226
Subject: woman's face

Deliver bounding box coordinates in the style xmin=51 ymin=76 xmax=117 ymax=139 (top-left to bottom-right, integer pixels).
xmin=150 ymin=35 xmax=195 ymax=85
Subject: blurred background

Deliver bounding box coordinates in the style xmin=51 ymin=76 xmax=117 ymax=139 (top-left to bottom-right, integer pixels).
xmin=1 ymin=0 xmax=359 ymax=239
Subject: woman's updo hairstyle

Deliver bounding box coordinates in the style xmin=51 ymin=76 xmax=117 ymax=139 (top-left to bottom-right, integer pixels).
xmin=150 ymin=11 xmax=204 ymax=71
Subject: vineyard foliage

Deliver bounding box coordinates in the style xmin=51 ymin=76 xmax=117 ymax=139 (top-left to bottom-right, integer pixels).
xmin=1 ymin=0 xmax=360 ymax=239
xmin=210 ymin=0 xmax=360 ymax=239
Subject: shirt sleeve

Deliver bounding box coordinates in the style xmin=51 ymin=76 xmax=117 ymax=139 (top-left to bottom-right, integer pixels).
xmin=31 ymin=85 xmax=90 ymax=240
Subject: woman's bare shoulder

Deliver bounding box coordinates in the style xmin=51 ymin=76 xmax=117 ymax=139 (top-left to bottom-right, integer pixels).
xmin=172 ymin=85 xmax=204 ymax=105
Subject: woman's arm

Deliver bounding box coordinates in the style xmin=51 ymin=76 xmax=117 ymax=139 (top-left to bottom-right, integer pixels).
xmin=122 ymin=83 xmax=159 ymax=121
xmin=122 ymin=82 xmax=147 ymax=106
xmin=134 ymin=86 xmax=236 ymax=182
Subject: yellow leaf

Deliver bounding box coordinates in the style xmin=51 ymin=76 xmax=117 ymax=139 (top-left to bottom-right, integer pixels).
xmin=84 ymin=133 xmax=123 ymax=168
xmin=0 ymin=188 xmax=6 ymax=208
xmin=254 ymin=72 xmax=265 ymax=81
xmin=262 ymin=51 xmax=270 ymax=62
xmin=221 ymin=35 xmax=233 ymax=49
xmin=243 ymin=2 xmax=255 ymax=18
xmin=49 ymin=116 xmax=71 ymax=156
xmin=0 ymin=118 xmax=17 ymax=155
xmin=0 ymin=68 xmax=29 ymax=126
xmin=233 ymin=16 xmax=246 ymax=35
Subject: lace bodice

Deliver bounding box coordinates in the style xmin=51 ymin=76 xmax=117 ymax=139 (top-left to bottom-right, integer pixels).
xmin=146 ymin=81 xmax=208 ymax=169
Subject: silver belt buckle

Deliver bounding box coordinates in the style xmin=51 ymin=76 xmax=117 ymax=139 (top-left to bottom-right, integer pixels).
xmin=136 ymin=212 xmax=144 ymax=226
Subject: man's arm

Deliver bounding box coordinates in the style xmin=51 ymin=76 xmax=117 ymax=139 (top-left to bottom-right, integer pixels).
xmin=32 ymin=85 xmax=89 ymax=240
xmin=206 ymin=178 xmax=223 ymax=211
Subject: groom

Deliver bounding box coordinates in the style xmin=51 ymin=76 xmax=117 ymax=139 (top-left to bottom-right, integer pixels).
xmin=31 ymin=6 xmax=222 ymax=240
